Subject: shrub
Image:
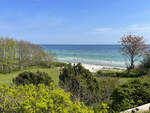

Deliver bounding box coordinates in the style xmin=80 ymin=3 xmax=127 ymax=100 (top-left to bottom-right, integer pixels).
xmin=96 ymin=70 xmax=116 ymax=77
xmin=111 ymin=76 xmax=150 ymax=112
xmin=136 ymin=53 xmax=150 ymax=75
xmin=97 ymin=77 xmax=119 ymax=104
xmin=0 ymin=84 xmax=94 ymax=113
xmin=116 ymin=72 xmax=138 ymax=77
xmin=59 ymin=63 xmax=101 ymax=105
xmin=38 ymin=61 xmax=52 ymax=68
xmin=93 ymin=103 xmax=109 ymax=113
xmin=96 ymin=70 xmax=139 ymax=77
xmin=52 ymin=62 xmax=67 ymax=67
xmin=13 ymin=71 xmax=54 ymax=86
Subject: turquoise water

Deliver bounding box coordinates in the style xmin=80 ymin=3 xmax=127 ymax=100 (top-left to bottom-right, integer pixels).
xmin=41 ymin=45 xmax=139 ymax=68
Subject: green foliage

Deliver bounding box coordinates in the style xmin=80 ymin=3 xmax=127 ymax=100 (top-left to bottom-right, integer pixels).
xmin=116 ymin=72 xmax=139 ymax=77
xmin=111 ymin=76 xmax=150 ymax=112
xmin=97 ymin=77 xmax=119 ymax=104
xmin=96 ymin=70 xmax=117 ymax=77
xmin=0 ymin=38 xmax=18 ymax=73
xmin=0 ymin=37 xmax=55 ymax=73
xmin=59 ymin=63 xmax=101 ymax=106
xmin=96 ymin=70 xmax=139 ymax=77
xmin=0 ymin=84 xmax=94 ymax=113
xmin=0 ymin=67 xmax=60 ymax=86
xmin=13 ymin=71 xmax=54 ymax=86
xmin=93 ymin=103 xmax=109 ymax=113
xmin=52 ymin=62 xmax=68 ymax=67
xmin=136 ymin=52 xmax=150 ymax=75
xmin=38 ymin=61 xmax=53 ymax=68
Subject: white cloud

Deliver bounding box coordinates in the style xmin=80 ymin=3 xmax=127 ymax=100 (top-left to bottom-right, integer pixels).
xmin=90 ymin=24 xmax=150 ymax=44
xmin=94 ymin=24 xmax=150 ymax=34
xmin=95 ymin=24 xmax=150 ymax=32
xmin=124 ymin=24 xmax=150 ymax=32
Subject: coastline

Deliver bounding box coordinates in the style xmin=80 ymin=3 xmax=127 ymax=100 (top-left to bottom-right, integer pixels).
xmin=71 ymin=63 xmax=126 ymax=72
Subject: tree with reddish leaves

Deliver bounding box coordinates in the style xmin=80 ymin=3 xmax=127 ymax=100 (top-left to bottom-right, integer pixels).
xmin=119 ymin=35 xmax=147 ymax=71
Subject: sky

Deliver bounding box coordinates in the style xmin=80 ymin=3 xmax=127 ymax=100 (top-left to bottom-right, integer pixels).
xmin=0 ymin=0 xmax=150 ymax=44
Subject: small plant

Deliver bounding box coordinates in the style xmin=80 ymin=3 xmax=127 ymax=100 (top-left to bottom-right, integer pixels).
xmin=13 ymin=71 xmax=54 ymax=86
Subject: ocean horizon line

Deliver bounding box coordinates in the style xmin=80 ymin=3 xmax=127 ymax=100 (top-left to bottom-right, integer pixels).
xmin=38 ymin=44 xmax=150 ymax=46
xmin=38 ymin=44 xmax=121 ymax=46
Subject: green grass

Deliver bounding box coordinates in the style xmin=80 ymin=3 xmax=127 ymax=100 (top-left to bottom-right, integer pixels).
xmin=95 ymin=76 xmax=135 ymax=86
xmin=119 ymin=77 xmax=135 ymax=85
xmin=0 ymin=67 xmax=60 ymax=86
xmin=0 ymin=67 xmax=136 ymax=87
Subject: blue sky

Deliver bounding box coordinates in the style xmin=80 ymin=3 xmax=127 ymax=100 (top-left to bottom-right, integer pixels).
xmin=0 ymin=0 xmax=150 ymax=44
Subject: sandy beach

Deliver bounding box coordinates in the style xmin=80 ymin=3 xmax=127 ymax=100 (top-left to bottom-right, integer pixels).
xmin=81 ymin=64 xmax=103 ymax=72
xmin=71 ymin=63 xmax=125 ymax=72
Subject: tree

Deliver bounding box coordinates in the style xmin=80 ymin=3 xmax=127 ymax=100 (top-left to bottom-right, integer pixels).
xmin=119 ymin=35 xmax=147 ymax=70
xmin=0 ymin=38 xmax=18 ymax=73
xmin=0 ymin=37 xmax=55 ymax=73
xmin=59 ymin=63 xmax=101 ymax=105
xmin=18 ymin=40 xmax=31 ymax=70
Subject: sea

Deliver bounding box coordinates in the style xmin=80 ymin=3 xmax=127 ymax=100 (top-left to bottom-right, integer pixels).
xmin=41 ymin=45 xmax=143 ymax=68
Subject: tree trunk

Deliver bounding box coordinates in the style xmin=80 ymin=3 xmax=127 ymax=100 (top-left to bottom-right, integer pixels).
xmin=130 ymin=56 xmax=134 ymax=69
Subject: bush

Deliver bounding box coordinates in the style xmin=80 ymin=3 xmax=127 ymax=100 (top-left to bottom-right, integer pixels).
xmin=0 ymin=84 xmax=94 ymax=113
xmin=97 ymin=77 xmax=119 ymax=104
xmin=136 ymin=53 xmax=150 ymax=75
xmin=38 ymin=61 xmax=52 ymax=68
xmin=96 ymin=70 xmax=116 ymax=77
xmin=52 ymin=62 xmax=67 ymax=67
xmin=13 ymin=71 xmax=54 ymax=86
xmin=111 ymin=76 xmax=150 ymax=112
xmin=116 ymin=72 xmax=138 ymax=77
xmin=96 ymin=70 xmax=139 ymax=77
xmin=93 ymin=103 xmax=109 ymax=113
xmin=59 ymin=63 xmax=101 ymax=106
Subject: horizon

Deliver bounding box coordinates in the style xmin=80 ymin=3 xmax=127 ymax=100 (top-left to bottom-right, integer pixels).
xmin=0 ymin=0 xmax=150 ymax=44
xmin=36 ymin=44 xmax=150 ymax=46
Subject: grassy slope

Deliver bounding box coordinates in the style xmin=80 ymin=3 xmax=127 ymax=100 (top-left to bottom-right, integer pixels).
xmin=94 ymin=69 xmax=135 ymax=85
xmin=119 ymin=77 xmax=135 ymax=85
xmin=0 ymin=66 xmax=134 ymax=87
xmin=0 ymin=67 xmax=60 ymax=86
